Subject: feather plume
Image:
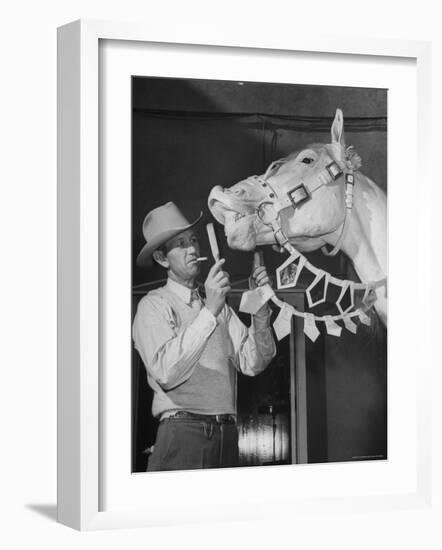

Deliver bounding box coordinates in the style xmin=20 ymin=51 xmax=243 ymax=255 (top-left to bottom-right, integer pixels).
xmin=345 ymin=145 xmax=362 ymax=171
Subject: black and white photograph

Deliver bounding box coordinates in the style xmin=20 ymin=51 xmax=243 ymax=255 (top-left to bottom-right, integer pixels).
xmin=3 ymin=1 xmax=438 ymax=544
xmin=131 ymin=76 xmax=388 ymax=473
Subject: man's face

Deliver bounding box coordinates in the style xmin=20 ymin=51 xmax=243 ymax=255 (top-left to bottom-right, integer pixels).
xmin=161 ymin=229 xmax=201 ymax=282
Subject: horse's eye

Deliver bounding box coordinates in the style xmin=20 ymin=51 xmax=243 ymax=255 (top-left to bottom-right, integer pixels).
xmin=302 ymin=157 xmax=314 ymax=164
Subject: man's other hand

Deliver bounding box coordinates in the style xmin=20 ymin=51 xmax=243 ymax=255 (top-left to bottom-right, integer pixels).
xmin=251 ymin=266 xmax=271 ymax=289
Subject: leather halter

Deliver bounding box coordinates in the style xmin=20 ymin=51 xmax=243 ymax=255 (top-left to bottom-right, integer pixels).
xmin=253 ymin=146 xmax=355 ymax=256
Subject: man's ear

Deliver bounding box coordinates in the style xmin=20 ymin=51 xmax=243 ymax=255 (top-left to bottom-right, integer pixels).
xmin=152 ymin=249 xmax=169 ymax=269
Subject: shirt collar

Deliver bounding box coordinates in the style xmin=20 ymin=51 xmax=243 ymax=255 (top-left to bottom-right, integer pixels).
xmin=166 ymin=278 xmax=196 ymax=304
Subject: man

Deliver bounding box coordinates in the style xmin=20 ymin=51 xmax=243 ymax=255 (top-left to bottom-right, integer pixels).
xmin=133 ymin=201 xmax=276 ymax=471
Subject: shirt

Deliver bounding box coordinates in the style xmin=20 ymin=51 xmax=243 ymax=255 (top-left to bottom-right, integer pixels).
xmin=132 ymin=278 xmax=276 ymax=417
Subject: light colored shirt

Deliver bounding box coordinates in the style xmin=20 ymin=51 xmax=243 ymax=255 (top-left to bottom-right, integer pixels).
xmin=132 ymin=278 xmax=276 ymax=417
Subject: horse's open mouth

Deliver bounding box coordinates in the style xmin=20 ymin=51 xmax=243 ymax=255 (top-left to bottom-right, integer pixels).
xmin=208 ymin=187 xmax=252 ymax=226
xmin=212 ymin=203 xmax=255 ymax=240
xmin=207 ymin=186 xmax=260 ymax=250
xmin=209 ymin=199 xmax=256 ymax=232
xmin=209 ymin=200 xmax=248 ymax=224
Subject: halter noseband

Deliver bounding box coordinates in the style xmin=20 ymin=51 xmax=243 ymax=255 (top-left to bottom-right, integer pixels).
xmin=253 ymin=145 xmax=356 ymax=256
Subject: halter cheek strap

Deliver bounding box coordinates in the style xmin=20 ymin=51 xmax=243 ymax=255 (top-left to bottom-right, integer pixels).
xmin=256 ymin=156 xmax=345 ymax=214
xmin=321 ymin=170 xmax=355 ymax=256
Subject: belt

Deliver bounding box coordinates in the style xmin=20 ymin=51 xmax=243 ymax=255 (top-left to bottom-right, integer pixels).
xmin=164 ymin=411 xmax=236 ymax=424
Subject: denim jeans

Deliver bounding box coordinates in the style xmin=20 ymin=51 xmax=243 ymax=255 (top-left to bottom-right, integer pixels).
xmin=147 ymin=416 xmax=239 ymax=471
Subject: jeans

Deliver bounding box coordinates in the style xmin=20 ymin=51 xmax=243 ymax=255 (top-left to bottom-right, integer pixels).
xmin=147 ymin=415 xmax=239 ymax=471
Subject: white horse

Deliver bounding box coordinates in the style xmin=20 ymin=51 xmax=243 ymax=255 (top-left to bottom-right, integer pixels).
xmin=208 ymin=109 xmax=387 ymax=324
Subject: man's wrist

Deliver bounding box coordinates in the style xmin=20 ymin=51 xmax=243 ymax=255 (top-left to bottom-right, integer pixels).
xmin=202 ymin=305 xmax=219 ymax=322
xmin=195 ymin=306 xmax=218 ymax=329
xmin=254 ymin=302 xmax=272 ymax=317
xmin=252 ymin=307 xmax=272 ymax=331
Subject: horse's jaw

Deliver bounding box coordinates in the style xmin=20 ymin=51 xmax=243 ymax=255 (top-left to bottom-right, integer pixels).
xmin=219 ymin=211 xmax=276 ymax=251
xmin=286 ymin=236 xmax=328 ymax=253
xmin=224 ymin=213 xmax=258 ymax=250
xmin=208 ymin=186 xmax=274 ymax=250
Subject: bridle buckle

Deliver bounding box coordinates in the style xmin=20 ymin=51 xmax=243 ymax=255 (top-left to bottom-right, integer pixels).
xmin=325 ymin=161 xmax=343 ymax=181
xmin=256 ymin=201 xmax=280 ymax=225
xmin=287 ymin=184 xmax=311 ymax=208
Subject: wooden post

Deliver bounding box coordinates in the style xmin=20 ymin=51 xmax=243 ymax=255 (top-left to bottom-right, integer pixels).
xmin=294 ymin=307 xmax=308 ymax=463
xmin=286 ymin=291 xmax=308 ymax=464
xmin=289 ymin=317 xmax=297 ymax=463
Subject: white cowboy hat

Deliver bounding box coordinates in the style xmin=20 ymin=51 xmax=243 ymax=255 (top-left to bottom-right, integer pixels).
xmin=136 ymin=201 xmax=203 ymax=267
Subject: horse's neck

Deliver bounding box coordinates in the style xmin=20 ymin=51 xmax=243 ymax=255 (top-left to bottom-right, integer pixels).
xmin=337 ymin=173 xmax=387 ymax=283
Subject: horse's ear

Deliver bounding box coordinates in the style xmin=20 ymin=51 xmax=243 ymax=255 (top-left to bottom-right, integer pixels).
xmin=331 ymin=108 xmax=345 ymax=146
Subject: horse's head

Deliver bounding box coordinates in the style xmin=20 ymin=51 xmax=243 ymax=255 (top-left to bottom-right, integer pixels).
xmin=208 ymin=109 xmax=361 ymax=253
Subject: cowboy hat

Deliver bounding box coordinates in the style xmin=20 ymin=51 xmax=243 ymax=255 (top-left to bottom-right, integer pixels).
xmin=136 ymin=202 xmax=203 ymax=267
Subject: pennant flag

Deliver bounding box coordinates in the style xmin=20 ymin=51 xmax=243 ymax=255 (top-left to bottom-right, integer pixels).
xmin=306 ymin=272 xmax=330 ymax=308
xmin=276 ymin=254 xmax=306 ymax=289
xmin=324 ymin=316 xmax=342 ymax=337
xmin=273 ymin=303 xmax=294 ymax=341
xmin=362 ymin=285 xmax=377 ymax=309
xmin=343 ymin=316 xmax=358 ymax=334
xmin=358 ymin=309 xmax=371 ymax=326
xmin=336 ymin=281 xmax=354 ymax=315
xmin=239 ymin=284 xmax=274 ymax=315
xmin=304 ymin=313 xmax=320 ymax=342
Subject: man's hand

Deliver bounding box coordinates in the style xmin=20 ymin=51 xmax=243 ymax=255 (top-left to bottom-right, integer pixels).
xmin=250 ymin=266 xmax=272 ymax=289
xmin=204 ymin=258 xmax=231 ymax=317
xmin=249 ymin=265 xmax=273 ymax=317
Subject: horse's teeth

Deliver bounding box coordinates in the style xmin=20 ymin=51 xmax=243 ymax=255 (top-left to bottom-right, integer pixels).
xmin=225 ymin=210 xmax=244 ymax=223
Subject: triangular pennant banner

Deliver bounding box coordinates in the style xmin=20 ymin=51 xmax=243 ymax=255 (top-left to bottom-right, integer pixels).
xmin=358 ymin=309 xmax=371 ymax=326
xmin=362 ymin=285 xmax=377 ymax=309
xmin=306 ymin=272 xmax=330 ymax=308
xmin=304 ymin=313 xmax=320 ymax=342
xmin=276 ymin=253 xmax=306 ymax=289
xmin=343 ymin=316 xmax=358 ymax=334
xmin=239 ymin=284 xmax=274 ymax=315
xmin=324 ymin=315 xmax=342 ymax=337
xmin=336 ymin=281 xmax=354 ymax=315
xmin=273 ymin=303 xmax=294 ymax=341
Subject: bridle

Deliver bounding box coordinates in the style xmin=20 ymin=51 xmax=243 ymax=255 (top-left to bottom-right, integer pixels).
xmin=252 ymin=144 xmax=356 ymax=257
xmin=219 ymin=142 xmax=386 ymax=334
xmin=231 ymin=144 xmax=386 ymax=333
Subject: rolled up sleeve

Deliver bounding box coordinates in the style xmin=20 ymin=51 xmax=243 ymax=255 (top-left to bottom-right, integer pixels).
xmin=223 ymin=304 xmax=276 ymax=377
xmin=133 ymin=296 xmax=217 ymax=390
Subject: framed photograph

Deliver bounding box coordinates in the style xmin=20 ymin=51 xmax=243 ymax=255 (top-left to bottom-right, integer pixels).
xmin=57 ymin=19 xmax=432 ymax=530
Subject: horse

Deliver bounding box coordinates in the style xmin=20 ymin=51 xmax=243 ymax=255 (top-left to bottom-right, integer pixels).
xmin=208 ymin=109 xmax=387 ymax=325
